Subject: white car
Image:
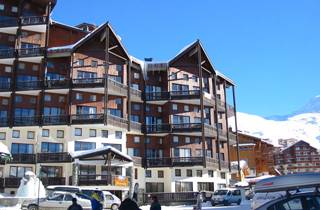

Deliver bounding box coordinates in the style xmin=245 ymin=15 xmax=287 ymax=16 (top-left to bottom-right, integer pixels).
xmin=211 ymin=188 xmax=242 ymax=206
xmin=23 ymin=191 xmax=92 ymax=210
xmin=102 ymin=191 xmax=121 ymax=210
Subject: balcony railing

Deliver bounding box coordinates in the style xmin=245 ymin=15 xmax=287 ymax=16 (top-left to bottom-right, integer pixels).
xmin=130 ymin=88 xmax=142 ymax=101
xmin=145 ymin=92 xmax=170 ymax=101
xmin=37 ymin=152 xmax=72 ymax=163
xmin=14 ymin=116 xmax=40 ymax=126
xmin=107 ymin=114 xmax=128 ymax=129
xmin=144 ymin=157 xmax=204 ymax=168
xmin=171 ymin=123 xmax=202 ymax=132
xmin=72 ymin=78 xmax=104 ymax=88
xmin=40 ymin=177 xmax=66 ymax=186
xmin=11 ymin=154 xmax=36 ymax=164
xmin=21 ymin=16 xmax=48 ymax=26
xmin=73 ymin=175 xmax=129 ymax=187
xmin=15 ymin=80 xmax=42 ymax=90
xmin=0 ymin=82 xmax=11 ymax=91
xmin=108 ymin=78 xmax=127 ymax=96
xmin=170 ymin=90 xmax=200 ymax=100
xmin=0 ymin=48 xmax=15 ymax=59
xmin=0 ymin=118 xmax=9 ymax=127
xmin=71 ymin=113 xmax=104 ymax=124
xmin=18 ymin=47 xmax=45 ymax=57
xmin=45 ymin=79 xmax=70 ymax=89
xmin=43 ymin=115 xmax=69 ymax=125
xmin=143 ymin=124 xmax=171 ymax=133
xmin=0 ymin=17 xmax=18 ymax=27
xmin=130 ymin=121 xmax=142 ymax=132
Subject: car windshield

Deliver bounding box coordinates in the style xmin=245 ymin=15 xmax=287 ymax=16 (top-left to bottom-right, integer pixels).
xmin=76 ymin=193 xmax=92 ymax=200
xmin=214 ymin=190 xmax=228 ymax=195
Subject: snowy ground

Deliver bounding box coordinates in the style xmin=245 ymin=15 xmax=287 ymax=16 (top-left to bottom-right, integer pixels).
xmin=140 ymin=201 xmax=251 ymax=210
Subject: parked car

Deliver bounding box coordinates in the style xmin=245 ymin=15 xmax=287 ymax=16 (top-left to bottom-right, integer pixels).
xmin=211 ymin=188 xmax=242 ymax=206
xmin=22 ymin=191 xmax=92 ymax=210
xmin=252 ymin=173 xmax=320 ymax=210
xmin=46 ymin=185 xmax=120 ymax=209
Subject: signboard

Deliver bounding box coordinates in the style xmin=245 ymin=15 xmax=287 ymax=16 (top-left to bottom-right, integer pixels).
xmin=114 ymin=176 xmax=128 ymax=187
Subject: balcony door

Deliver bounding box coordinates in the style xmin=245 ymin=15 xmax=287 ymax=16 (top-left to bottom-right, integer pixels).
xmin=76 ymin=106 xmax=97 ymax=116
xmin=173 ymin=148 xmax=191 ymax=158
xmin=172 ymin=115 xmax=190 ymax=124
xmin=172 ymin=83 xmax=189 ymax=95
xmin=146 ymin=149 xmax=163 ymax=158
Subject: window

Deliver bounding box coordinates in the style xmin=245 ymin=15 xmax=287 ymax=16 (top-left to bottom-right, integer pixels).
xmin=41 ymin=142 xmax=63 ymax=153
xmin=158 ymin=170 xmax=164 ymax=178
xmin=44 ymin=94 xmax=51 ymax=102
xmin=186 ymin=169 xmax=193 ymax=177
xmin=32 ymin=65 xmax=39 ymax=71
xmin=194 ymin=106 xmax=199 ymax=112
xmin=30 ymin=97 xmax=36 ymax=104
xmin=195 ymin=138 xmax=201 ymax=144
xmin=146 ymin=182 xmax=164 ymax=193
xmin=89 ymin=95 xmax=96 ymax=102
xmin=158 ymin=106 xmax=162 ymax=113
xmin=183 ymin=74 xmax=189 ymax=81
xmin=91 ymin=60 xmax=98 ymax=67
xmin=145 ymin=170 xmax=151 ymax=178
xmin=192 ymin=75 xmax=198 ymax=82
xmin=75 ymin=128 xmax=82 ymax=136
xmin=0 ymin=132 xmax=5 ymax=140
xmin=101 ymin=130 xmax=108 ymax=138
xmin=184 ymin=105 xmax=189 ymax=112
xmin=2 ymin=98 xmax=8 ymax=105
xmin=75 ymin=141 xmax=96 ymax=151
xmin=145 ymin=137 xmax=151 ymax=144
xmin=12 ymin=130 xmax=20 ymax=138
xmin=133 ymin=72 xmax=140 ymax=79
xmin=15 ymin=96 xmax=22 ymax=103
xmin=27 ymin=131 xmax=35 ymax=139
xmin=131 ymin=83 xmax=139 ymax=90
xmin=196 ymin=170 xmax=203 ymax=177
xmin=146 ymin=105 xmax=150 ymax=112
xmin=0 ymin=4 xmax=4 ymax=11
xmin=130 ymin=115 xmax=139 ymax=122
xmin=5 ymin=66 xmax=12 ymax=73
xmin=58 ymin=96 xmax=65 ymax=103
xmin=42 ymin=129 xmax=49 ymax=137
xmin=78 ymin=59 xmax=84 ymax=66
xmin=185 ymin=137 xmax=191 ymax=144
xmin=11 ymin=6 xmax=18 ymax=13
xmin=175 ymin=169 xmax=181 ymax=177
xmin=220 ymin=172 xmax=226 ymax=179
xmin=57 ymin=130 xmax=64 ymax=138
xmin=114 ymin=131 xmax=122 ymax=139
xmin=198 ymin=182 xmax=214 ymax=192
xmin=115 ymin=98 xmax=122 ymax=105
xmin=208 ymin=170 xmax=214 ymax=177
xmin=10 ymin=166 xmax=32 ymax=177
xmin=127 ymin=148 xmax=140 ymax=156
xmin=18 ymin=63 xmax=25 ymax=70
xmin=172 ymin=104 xmax=178 ymax=111
xmin=171 ymin=72 xmax=177 ymax=80
xmin=76 ymin=93 xmax=83 ymax=101
xmin=159 ymin=138 xmax=163 ymax=144
xmin=173 ymin=136 xmax=179 ymax=144
xmin=134 ymin=136 xmax=140 ymax=143
xmin=11 ymin=143 xmax=33 ymax=154
xmin=133 ymin=103 xmax=140 ymax=111
xmin=175 ymin=182 xmax=193 ymax=192
xmin=89 ymin=129 xmax=96 ymax=137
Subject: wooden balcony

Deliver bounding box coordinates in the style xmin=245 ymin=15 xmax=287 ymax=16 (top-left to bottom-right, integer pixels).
xmin=40 ymin=177 xmax=66 ymax=186
xmin=107 ymin=114 xmax=128 ymax=129
xmin=130 ymin=121 xmax=142 ymax=133
xmin=144 ymin=157 xmax=204 ymax=168
xmin=71 ymin=113 xmax=104 ymax=124
xmin=130 ymin=88 xmax=142 ymax=102
xmin=11 ymin=154 xmax=36 ymax=164
xmin=37 ymin=152 xmax=72 ymax=163
xmin=20 ymin=16 xmax=48 ymax=26
xmin=170 ymin=90 xmax=200 ymax=100
xmin=108 ymin=78 xmax=127 ymax=96
xmin=143 ymin=124 xmax=171 ymax=134
xmin=72 ymin=78 xmax=104 ymax=88
xmin=171 ymin=123 xmax=202 ymax=133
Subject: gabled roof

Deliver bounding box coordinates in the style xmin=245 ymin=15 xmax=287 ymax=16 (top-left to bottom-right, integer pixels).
xmin=169 ymin=40 xmax=235 ymax=85
xmin=281 ymin=140 xmax=312 ymax=152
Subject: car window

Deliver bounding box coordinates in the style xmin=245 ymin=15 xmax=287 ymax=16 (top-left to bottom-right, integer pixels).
xmin=232 ymin=190 xmax=240 ymax=196
xmin=48 ymin=194 xmax=64 ymax=201
xmin=306 ymin=195 xmax=320 ymax=210
xmin=64 ymin=194 xmax=74 ymax=201
xmin=278 ymin=198 xmax=303 ymax=210
xmin=76 ymin=193 xmax=91 ymax=200
xmin=105 ymin=195 xmax=114 ymax=200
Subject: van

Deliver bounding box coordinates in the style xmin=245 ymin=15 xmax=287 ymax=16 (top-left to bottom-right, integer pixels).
xmin=211 ymin=188 xmax=242 ymax=206
xmin=46 ymin=185 xmax=121 ymax=210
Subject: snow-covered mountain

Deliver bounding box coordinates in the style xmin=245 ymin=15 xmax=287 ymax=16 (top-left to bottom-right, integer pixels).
xmin=229 ymin=95 xmax=320 ymax=149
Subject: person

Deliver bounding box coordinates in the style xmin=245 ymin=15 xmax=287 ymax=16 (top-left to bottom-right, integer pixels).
xmin=68 ymin=198 xmax=83 ymax=210
xmin=119 ymin=198 xmax=141 ymax=210
xmin=150 ymin=195 xmax=161 ymax=210
xmin=91 ymin=191 xmax=103 ymax=210
xmin=194 ymin=192 xmax=202 ymax=210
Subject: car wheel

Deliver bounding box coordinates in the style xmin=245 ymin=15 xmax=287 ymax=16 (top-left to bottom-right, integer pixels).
xmin=111 ymin=204 xmax=119 ymax=210
xmin=237 ymin=199 xmax=241 ymax=205
xmin=211 ymin=201 xmax=215 ymax=206
xmin=28 ymin=204 xmax=38 ymax=210
xmin=223 ymin=201 xmax=229 ymax=206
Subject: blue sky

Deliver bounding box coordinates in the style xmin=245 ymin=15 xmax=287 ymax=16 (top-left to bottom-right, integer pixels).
xmin=52 ymin=0 xmax=320 ymax=117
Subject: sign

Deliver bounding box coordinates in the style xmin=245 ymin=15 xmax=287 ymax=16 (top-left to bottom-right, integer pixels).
xmin=114 ymin=176 xmax=128 ymax=187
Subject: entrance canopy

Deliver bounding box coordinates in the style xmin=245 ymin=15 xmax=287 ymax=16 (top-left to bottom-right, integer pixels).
xmin=71 ymin=146 xmax=132 ymax=166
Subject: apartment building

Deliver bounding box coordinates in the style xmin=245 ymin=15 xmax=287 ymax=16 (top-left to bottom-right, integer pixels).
xmin=0 ymin=0 xmax=240 ymax=195
xmin=230 ymin=132 xmax=275 ymax=178
xmin=274 ymin=140 xmax=320 ymax=175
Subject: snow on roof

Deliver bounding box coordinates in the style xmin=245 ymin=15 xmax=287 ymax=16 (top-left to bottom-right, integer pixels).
xmin=47 ymin=44 xmax=75 ymax=53
xmin=71 ymin=145 xmax=132 ymax=162
xmin=236 ymin=143 xmax=256 ymax=147
xmin=215 ymin=70 xmax=235 ymax=86
xmin=51 ymin=19 xmax=88 ymax=33
xmin=0 ymin=142 xmax=10 ymax=155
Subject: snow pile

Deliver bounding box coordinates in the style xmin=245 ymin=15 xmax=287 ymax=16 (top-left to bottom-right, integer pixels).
xmin=229 ymin=112 xmax=320 ymax=149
